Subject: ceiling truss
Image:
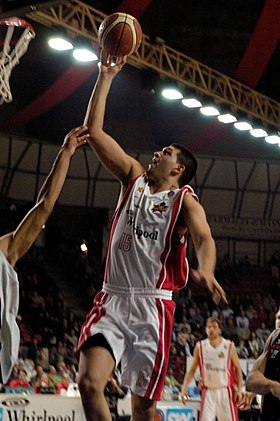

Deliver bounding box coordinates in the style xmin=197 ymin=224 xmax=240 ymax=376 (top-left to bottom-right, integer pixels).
xmin=25 ymin=0 xmax=280 ymax=130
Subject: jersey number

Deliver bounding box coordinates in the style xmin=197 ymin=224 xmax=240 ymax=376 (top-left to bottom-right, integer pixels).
xmin=118 ymin=233 xmax=132 ymax=252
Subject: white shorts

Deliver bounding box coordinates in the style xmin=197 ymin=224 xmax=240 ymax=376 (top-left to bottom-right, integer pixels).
xmin=77 ymin=284 xmax=175 ymax=401
xmin=200 ymin=387 xmax=238 ymax=421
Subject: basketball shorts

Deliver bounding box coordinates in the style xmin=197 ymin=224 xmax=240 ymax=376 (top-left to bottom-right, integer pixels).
xmin=77 ymin=284 xmax=175 ymax=401
xmin=200 ymin=387 xmax=238 ymax=421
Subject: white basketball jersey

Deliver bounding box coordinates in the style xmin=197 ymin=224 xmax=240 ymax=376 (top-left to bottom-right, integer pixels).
xmin=199 ymin=337 xmax=235 ymax=388
xmin=104 ymin=174 xmax=198 ymax=291
xmin=0 ymin=250 xmax=20 ymax=383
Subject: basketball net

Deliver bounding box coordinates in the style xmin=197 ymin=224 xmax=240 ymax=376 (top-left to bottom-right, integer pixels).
xmin=0 ymin=17 xmax=35 ymax=104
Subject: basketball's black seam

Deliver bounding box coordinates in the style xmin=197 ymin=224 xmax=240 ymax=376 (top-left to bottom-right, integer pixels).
xmin=115 ymin=14 xmax=127 ymax=57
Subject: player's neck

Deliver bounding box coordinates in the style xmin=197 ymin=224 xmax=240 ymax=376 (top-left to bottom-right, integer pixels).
xmin=147 ymin=178 xmax=179 ymax=194
xmin=208 ymin=336 xmax=222 ymax=347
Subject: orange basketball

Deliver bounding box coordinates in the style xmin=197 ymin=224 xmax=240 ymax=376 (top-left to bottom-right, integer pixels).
xmin=98 ymin=12 xmax=142 ymax=57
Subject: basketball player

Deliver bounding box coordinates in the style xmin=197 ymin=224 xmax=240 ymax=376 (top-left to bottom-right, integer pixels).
xmin=180 ymin=317 xmax=253 ymax=420
xmin=76 ymin=50 xmax=227 ymax=421
xmin=246 ymin=308 xmax=280 ymax=420
xmin=0 ymin=125 xmax=89 ymax=384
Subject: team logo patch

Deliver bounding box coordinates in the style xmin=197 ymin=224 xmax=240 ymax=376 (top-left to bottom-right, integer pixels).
xmin=168 ymin=190 xmax=175 ymax=197
xmin=137 ymin=186 xmax=144 ymax=193
xmin=152 ymin=201 xmax=168 ymax=213
xmin=135 ymin=368 xmax=151 ymax=390
xmin=218 ymin=351 xmax=225 ymax=358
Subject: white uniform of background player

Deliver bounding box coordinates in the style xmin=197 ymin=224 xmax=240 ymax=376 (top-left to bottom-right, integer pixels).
xmin=181 ymin=317 xmax=244 ymax=421
xmin=199 ymin=337 xmax=238 ymax=420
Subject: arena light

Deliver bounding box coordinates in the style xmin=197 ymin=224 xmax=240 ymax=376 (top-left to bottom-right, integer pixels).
xmin=161 ymin=88 xmax=183 ymax=100
xmin=265 ymin=135 xmax=280 ymax=145
xmin=250 ymin=128 xmax=268 ymax=138
xmin=217 ymin=113 xmax=237 ymax=124
xmin=182 ymin=98 xmax=202 ymax=108
xmin=200 ymin=106 xmax=220 ymax=116
xmin=73 ymin=48 xmax=98 ymax=62
xmin=234 ymin=121 xmax=252 ymax=131
xmin=48 ymin=36 xmax=73 ymax=51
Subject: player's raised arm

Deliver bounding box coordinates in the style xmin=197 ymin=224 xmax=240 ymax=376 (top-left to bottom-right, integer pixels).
xmin=84 ymin=50 xmax=143 ymax=186
xmin=1 ymin=126 xmax=89 ymax=267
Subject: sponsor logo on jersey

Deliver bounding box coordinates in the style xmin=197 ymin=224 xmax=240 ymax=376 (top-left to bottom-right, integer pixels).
xmin=218 ymin=351 xmax=225 ymax=358
xmin=127 ymin=216 xmax=159 ymax=240
xmin=152 ymin=201 xmax=168 ymax=214
xmin=137 ymin=186 xmax=144 ymax=193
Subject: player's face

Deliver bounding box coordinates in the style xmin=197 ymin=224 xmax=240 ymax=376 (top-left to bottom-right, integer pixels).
xmin=147 ymin=146 xmax=181 ymax=179
xmin=205 ymin=321 xmax=221 ymax=340
xmin=275 ymin=311 xmax=280 ymax=329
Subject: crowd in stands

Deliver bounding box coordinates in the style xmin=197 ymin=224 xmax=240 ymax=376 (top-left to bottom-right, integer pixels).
xmin=3 ymin=243 xmax=280 ymax=406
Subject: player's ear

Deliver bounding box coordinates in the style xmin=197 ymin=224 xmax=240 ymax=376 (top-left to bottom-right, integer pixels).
xmin=174 ymin=163 xmax=185 ymax=175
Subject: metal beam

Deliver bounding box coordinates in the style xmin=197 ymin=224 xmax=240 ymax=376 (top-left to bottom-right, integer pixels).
xmin=26 ymin=0 xmax=280 ymax=130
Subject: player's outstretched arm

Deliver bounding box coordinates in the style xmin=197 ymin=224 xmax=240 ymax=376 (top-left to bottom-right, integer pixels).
xmin=182 ymin=194 xmax=227 ymax=304
xmin=0 ymin=126 xmax=89 ymax=267
xmin=84 ymin=50 xmax=143 ymax=186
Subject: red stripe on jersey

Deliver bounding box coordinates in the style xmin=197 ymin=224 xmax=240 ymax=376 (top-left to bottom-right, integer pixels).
xmin=198 ymin=341 xmax=205 ymax=387
xmin=157 ymin=186 xmax=198 ymax=290
xmin=145 ymin=299 xmax=174 ymax=400
xmin=104 ymin=175 xmax=142 ymax=283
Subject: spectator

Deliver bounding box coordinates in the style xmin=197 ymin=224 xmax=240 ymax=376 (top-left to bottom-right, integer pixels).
xmin=237 ymin=339 xmax=250 ymax=359
xmin=48 ymin=365 xmax=61 ymax=390
xmin=56 ymin=373 xmax=71 ymax=395
xmin=236 ymin=309 xmax=250 ymax=329
xmin=34 ymin=372 xmax=55 ymax=394
xmin=248 ymin=331 xmax=260 ymax=357
xmin=8 ymin=369 xmax=31 ymax=388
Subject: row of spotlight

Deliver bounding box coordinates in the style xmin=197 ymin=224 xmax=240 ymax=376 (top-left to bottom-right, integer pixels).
xmin=162 ymin=88 xmax=280 ymax=146
xmin=48 ymin=36 xmax=280 ymax=146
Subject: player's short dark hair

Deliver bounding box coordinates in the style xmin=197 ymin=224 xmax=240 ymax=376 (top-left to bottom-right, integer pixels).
xmin=206 ymin=317 xmax=221 ymax=329
xmin=171 ymin=143 xmax=198 ymax=187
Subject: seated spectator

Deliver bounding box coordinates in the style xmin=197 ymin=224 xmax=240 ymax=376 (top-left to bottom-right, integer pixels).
xmin=249 ymin=310 xmax=261 ymax=331
xmin=30 ymin=365 xmax=45 ymax=386
xmin=256 ymin=322 xmax=270 ymax=342
xmin=48 ymin=365 xmax=61 ymax=390
xmin=236 ymin=339 xmax=249 ymax=359
xmin=56 ymin=373 xmax=71 ymax=395
xmin=8 ymin=369 xmax=31 ymax=388
xmin=256 ymin=304 xmax=268 ymax=325
xmin=236 ymin=320 xmax=250 ymax=342
xmin=35 ymin=347 xmax=49 ymax=371
xmin=248 ymin=331 xmax=260 ymax=357
xmin=223 ymin=316 xmax=239 ymax=344
xmin=34 ymin=372 xmax=55 ymax=394
xmin=236 ymin=309 xmax=249 ymax=329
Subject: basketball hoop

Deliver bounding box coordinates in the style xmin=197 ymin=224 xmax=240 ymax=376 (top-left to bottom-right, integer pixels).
xmin=0 ymin=16 xmax=35 ymax=104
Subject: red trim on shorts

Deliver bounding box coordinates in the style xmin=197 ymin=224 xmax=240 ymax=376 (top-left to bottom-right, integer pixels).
xmin=227 ymin=386 xmax=238 ymax=421
xmin=145 ymin=299 xmax=174 ymax=401
xmin=76 ymin=291 xmax=108 ymax=352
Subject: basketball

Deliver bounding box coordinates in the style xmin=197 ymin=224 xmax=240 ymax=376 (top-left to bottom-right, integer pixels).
xmin=98 ymin=12 xmax=142 ymax=57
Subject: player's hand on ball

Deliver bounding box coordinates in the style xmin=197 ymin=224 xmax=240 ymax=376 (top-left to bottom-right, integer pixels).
xmin=100 ymin=49 xmax=127 ymax=76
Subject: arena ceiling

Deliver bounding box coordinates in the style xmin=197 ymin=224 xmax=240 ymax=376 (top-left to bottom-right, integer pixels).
xmin=0 ymin=0 xmax=279 ymax=163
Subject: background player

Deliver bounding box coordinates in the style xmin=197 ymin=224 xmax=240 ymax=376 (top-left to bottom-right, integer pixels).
xmin=181 ymin=317 xmax=252 ymax=421
xmin=246 ymin=308 xmax=280 ymax=421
